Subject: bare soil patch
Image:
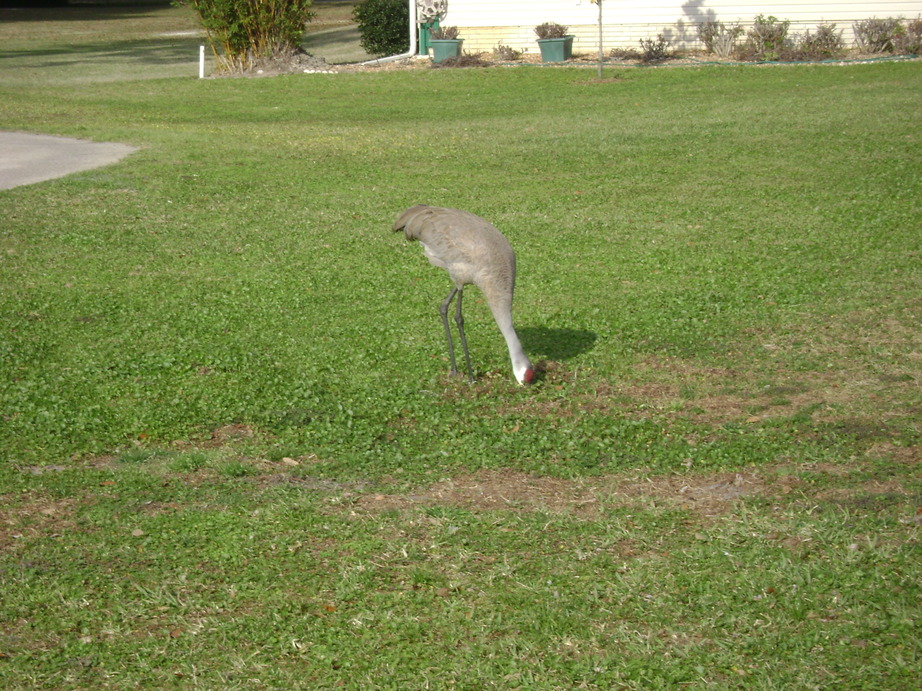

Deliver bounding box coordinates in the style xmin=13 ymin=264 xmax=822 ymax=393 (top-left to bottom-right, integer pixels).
xmin=0 ymin=491 xmax=83 ymax=554
xmin=340 ymin=459 xmax=920 ymax=527
xmin=350 ymin=468 xmax=779 ymax=519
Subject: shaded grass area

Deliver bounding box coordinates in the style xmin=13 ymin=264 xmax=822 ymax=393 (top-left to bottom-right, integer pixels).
xmin=0 ymin=17 xmax=920 ymax=687
xmin=0 ymin=4 xmax=208 ymax=83
xmin=0 ymin=38 xmax=211 ymax=84
xmin=0 ymin=1 xmax=371 ymax=82
xmin=302 ymin=0 xmax=374 ymax=64
xmin=303 ymin=24 xmax=374 ymax=64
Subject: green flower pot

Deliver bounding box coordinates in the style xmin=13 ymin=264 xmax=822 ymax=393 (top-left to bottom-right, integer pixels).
xmin=430 ymin=39 xmax=464 ymax=63
xmin=537 ymin=36 xmax=574 ymax=62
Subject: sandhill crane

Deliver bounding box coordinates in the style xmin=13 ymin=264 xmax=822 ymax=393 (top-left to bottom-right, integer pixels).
xmin=393 ymin=204 xmax=535 ymax=385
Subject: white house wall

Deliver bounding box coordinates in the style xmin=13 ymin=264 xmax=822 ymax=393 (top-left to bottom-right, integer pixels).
xmin=439 ymin=1 xmax=922 ymax=54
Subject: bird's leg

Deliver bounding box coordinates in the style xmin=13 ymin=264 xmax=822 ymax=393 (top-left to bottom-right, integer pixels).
xmin=454 ymin=288 xmax=475 ymax=383
xmin=439 ymin=287 xmax=460 ymax=377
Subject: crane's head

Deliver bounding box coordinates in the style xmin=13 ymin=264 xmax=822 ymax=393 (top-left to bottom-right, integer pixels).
xmin=515 ymin=364 xmax=535 ymax=386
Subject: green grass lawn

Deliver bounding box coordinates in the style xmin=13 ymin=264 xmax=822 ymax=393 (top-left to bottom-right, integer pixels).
xmin=0 ymin=6 xmax=920 ymax=688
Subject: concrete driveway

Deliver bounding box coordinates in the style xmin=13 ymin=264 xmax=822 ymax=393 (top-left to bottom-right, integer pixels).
xmin=0 ymin=131 xmax=137 ymax=190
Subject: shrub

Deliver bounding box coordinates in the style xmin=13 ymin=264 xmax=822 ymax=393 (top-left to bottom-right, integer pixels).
xmin=853 ymin=17 xmax=904 ymax=53
xmin=493 ymin=43 xmax=521 ymax=61
xmin=534 ymin=22 xmax=569 ymax=40
xmin=796 ymin=23 xmax=845 ymax=59
xmin=429 ymin=25 xmax=459 ymax=40
xmin=738 ymin=14 xmax=791 ymax=61
xmin=609 ymin=46 xmax=642 ymax=61
xmin=353 ymin=0 xmax=410 ymax=57
xmin=638 ymin=34 xmax=671 ymax=63
xmin=430 ymin=54 xmax=491 ymax=69
xmin=894 ymin=16 xmax=922 ymax=54
xmin=181 ymin=0 xmax=314 ymax=72
xmin=697 ymin=20 xmax=744 ymax=58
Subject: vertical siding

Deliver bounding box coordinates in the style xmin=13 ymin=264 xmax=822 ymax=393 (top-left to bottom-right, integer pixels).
xmin=440 ymin=1 xmax=922 ymax=54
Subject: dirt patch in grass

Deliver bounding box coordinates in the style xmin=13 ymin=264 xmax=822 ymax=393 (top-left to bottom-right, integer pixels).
xmin=343 ymin=453 xmax=917 ymax=522
xmin=543 ymin=309 xmax=917 ymax=436
xmin=349 ymin=468 xmax=784 ymax=519
xmin=0 ymin=491 xmax=83 ymax=554
xmin=866 ymin=441 xmax=922 ymax=466
xmin=357 ymin=471 xmax=604 ymax=516
xmin=610 ymin=356 xmax=849 ymax=425
xmin=207 ymin=423 xmax=258 ymax=445
xmin=484 ymin=355 xmax=861 ymax=440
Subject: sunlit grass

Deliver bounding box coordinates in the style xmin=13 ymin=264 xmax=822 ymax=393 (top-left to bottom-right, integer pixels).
xmin=2 ymin=63 xmax=919 ymax=470
xmin=0 ymin=10 xmax=920 ymax=688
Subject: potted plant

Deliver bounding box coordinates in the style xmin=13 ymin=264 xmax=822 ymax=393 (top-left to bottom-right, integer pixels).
xmin=429 ymin=26 xmax=463 ymax=63
xmin=535 ymin=22 xmax=574 ymax=62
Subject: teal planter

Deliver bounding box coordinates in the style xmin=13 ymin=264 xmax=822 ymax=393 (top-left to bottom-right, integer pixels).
xmin=430 ymin=39 xmax=464 ymax=63
xmin=537 ymin=36 xmax=574 ymax=62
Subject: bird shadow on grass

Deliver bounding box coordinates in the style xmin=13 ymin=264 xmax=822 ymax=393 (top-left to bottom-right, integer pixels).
xmin=518 ymin=327 xmax=597 ymax=362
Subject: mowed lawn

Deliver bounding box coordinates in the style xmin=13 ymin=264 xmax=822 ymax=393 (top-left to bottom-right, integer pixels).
xmin=0 ymin=4 xmax=920 ymax=688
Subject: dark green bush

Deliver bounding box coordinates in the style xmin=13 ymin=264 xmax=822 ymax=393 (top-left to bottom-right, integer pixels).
xmin=181 ymin=0 xmax=314 ymax=71
xmin=353 ymin=0 xmax=410 ymax=57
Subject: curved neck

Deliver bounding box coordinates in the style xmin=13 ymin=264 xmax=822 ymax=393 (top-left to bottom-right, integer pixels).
xmin=490 ymin=303 xmax=532 ymax=382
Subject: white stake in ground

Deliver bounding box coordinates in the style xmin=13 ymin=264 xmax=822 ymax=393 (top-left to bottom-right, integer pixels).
xmin=199 ymin=45 xmax=205 ymax=79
